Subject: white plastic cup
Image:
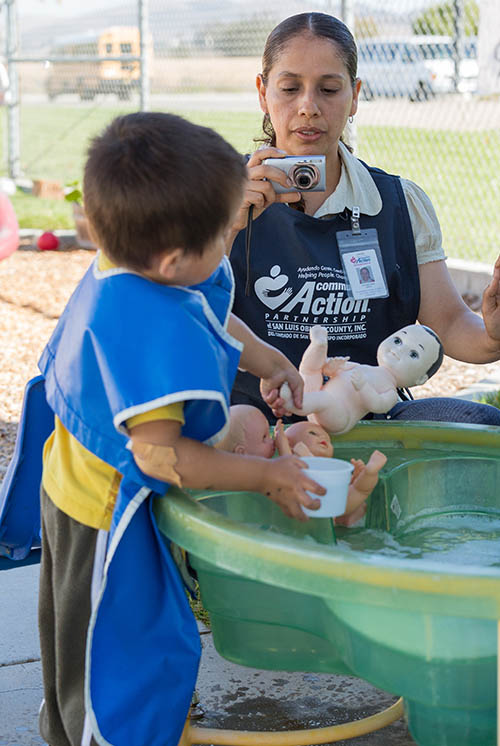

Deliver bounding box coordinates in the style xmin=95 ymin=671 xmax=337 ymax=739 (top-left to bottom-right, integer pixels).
xmin=302 ymin=457 xmax=354 ymax=518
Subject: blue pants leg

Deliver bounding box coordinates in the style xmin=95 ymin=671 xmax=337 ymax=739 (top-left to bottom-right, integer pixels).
xmin=386 ymin=397 xmax=500 ymax=426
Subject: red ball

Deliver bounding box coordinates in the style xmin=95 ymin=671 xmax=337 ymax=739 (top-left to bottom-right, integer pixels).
xmin=37 ymin=231 xmax=60 ymax=251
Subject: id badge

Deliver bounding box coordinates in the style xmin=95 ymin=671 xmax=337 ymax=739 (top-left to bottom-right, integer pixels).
xmin=337 ymin=227 xmax=389 ymax=300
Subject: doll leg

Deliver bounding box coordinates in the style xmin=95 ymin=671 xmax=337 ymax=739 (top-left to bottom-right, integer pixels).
xmin=299 ymin=326 xmax=328 ymax=392
xmin=280 ymin=384 xmax=351 ymax=433
xmin=343 ymin=450 xmax=387 ymax=516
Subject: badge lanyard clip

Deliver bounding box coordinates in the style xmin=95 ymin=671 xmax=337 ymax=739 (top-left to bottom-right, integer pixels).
xmin=350 ymin=206 xmax=361 ymax=235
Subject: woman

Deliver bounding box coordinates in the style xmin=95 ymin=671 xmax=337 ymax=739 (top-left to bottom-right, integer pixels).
xmin=228 ymin=11 xmax=500 ymax=425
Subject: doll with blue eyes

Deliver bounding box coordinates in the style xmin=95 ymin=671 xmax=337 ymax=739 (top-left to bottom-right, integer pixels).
xmin=280 ymin=324 xmax=444 ymax=435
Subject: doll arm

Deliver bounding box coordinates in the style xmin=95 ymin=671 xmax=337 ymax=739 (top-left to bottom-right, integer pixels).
xmin=322 ymin=356 xmax=355 ymax=377
xmin=335 ymin=450 xmax=387 ymax=525
xmin=299 ymin=326 xmax=329 ymax=392
xmin=274 ymin=419 xmax=314 ymax=457
xmin=299 ymin=325 xmax=329 ymax=376
xmin=274 ymin=418 xmax=292 ymax=456
xmin=349 ymin=457 xmax=365 ymax=482
xmin=351 ymin=371 xmax=399 ymax=414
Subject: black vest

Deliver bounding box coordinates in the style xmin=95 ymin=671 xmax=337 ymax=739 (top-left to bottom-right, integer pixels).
xmin=230 ymin=163 xmax=420 ymax=410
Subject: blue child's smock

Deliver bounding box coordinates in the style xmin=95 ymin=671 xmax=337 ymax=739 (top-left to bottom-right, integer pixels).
xmin=39 ymin=254 xmax=242 ymax=746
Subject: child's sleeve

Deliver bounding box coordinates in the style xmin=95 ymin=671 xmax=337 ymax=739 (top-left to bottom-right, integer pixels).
xmin=126 ymin=402 xmax=185 ymax=429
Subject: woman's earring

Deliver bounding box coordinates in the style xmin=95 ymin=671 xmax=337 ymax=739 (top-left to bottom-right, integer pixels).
xmin=348 ymin=115 xmax=354 ymax=124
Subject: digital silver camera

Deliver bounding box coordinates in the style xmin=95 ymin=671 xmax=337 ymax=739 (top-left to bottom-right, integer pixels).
xmin=263 ymin=155 xmax=326 ymax=194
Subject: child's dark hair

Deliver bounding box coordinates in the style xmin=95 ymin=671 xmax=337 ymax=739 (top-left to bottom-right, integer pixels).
xmin=257 ymin=13 xmax=358 ymax=148
xmin=83 ymin=112 xmax=246 ymax=270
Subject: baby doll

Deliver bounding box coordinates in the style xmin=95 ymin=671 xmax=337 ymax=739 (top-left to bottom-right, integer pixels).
xmin=215 ymin=404 xmax=276 ymax=459
xmin=280 ymin=324 xmax=443 ymax=435
xmin=275 ymin=419 xmax=334 ymax=459
xmin=218 ymin=406 xmax=385 ymax=525
xmin=275 ymin=419 xmax=387 ymax=526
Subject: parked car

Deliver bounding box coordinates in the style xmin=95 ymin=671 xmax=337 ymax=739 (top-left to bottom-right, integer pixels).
xmin=0 ymin=62 xmax=10 ymax=105
xmin=411 ymin=35 xmax=478 ymax=94
xmin=358 ymin=38 xmax=435 ymax=101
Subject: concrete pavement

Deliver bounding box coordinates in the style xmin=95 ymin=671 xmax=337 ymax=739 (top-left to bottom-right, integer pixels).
xmin=0 ymin=561 xmax=415 ymax=745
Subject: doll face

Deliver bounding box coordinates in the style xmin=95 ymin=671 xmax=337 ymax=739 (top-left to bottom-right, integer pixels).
xmin=243 ymin=410 xmax=276 ymax=459
xmin=376 ymin=325 xmax=441 ymax=387
xmin=286 ymin=421 xmax=334 ymax=458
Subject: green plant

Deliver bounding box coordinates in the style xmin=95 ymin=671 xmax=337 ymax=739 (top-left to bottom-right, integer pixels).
xmin=478 ymin=390 xmax=500 ymax=409
xmin=412 ymin=0 xmax=479 ymax=36
xmin=189 ymin=583 xmax=211 ymax=627
xmin=64 ymin=179 xmax=83 ymax=204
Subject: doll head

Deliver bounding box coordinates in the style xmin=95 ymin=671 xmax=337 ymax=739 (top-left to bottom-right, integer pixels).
xmin=217 ymin=404 xmax=275 ymax=459
xmin=376 ymin=324 xmax=443 ymax=388
xmin=285 ymin=421 xmax=334 ymax=458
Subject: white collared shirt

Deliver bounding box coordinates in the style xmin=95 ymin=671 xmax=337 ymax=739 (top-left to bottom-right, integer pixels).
xmin=313 ymin=141 xmax=445 ymax=265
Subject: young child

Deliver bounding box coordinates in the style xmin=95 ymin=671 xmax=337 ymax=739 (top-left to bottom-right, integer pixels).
xmin=37 ymin=112 xmax=326 ymax=746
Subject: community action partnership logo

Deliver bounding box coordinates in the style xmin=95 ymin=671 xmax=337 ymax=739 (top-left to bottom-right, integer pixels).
xmin=253 ymin=264 xmax=370 ymax=341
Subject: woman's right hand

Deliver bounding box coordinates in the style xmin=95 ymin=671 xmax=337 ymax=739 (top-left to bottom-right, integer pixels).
xmin=227 ymin=147 xmax=302 ymax=250
xmin=258 ymin=454 xmax=325 ymax=522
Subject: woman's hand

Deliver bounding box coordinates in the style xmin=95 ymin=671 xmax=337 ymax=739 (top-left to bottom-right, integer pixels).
xmin=482 ymin=255 xmax=500 ymax=350
xmin=226 ymin=147 xmax=302 ymax=250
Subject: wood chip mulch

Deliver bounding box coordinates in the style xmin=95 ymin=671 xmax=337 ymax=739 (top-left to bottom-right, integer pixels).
xmin=1 ymin=248 xmax=500 ymax=480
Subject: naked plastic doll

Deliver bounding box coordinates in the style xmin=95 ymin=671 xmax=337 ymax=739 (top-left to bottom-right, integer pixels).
xmin=217 ymin=406 xmax=384 ymax=525
xmin=275 ymin=419 xmax=387 ymax=526
xmin=280 ymin=324 xmax=444 ymax=435
xmin=215 ymin=404 xmax=276 ymax=459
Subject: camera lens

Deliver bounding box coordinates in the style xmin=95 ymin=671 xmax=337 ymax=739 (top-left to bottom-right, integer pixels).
xmin=290 ymin=164 xmax=319 ymax=191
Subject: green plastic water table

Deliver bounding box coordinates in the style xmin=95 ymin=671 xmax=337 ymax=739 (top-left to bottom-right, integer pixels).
xmin=154 ymin=421 xmax=500 ymax=746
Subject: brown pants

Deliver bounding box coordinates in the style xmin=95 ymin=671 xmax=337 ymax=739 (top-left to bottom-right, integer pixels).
xmin=38 ymin=488 xmax=101 ymax=746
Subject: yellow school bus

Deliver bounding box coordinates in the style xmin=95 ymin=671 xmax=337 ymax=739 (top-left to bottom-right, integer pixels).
xmin=46 ymin=27 xmax=148 ymax=101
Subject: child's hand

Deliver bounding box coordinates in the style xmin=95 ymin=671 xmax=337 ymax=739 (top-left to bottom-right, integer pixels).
xmin=258 ymin=455 xmax=325 ymax=521
xmin=260 ymin=360 xmax=304 ymax=416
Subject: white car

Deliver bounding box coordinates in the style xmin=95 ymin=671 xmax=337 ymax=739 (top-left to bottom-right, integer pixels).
xmin=412 ymin=35 xmax=478 ymax=94
xmin=0 ymin=63 xmax=10 ymax=105
xmin=358 ymin=38 xmax=435 ymax=101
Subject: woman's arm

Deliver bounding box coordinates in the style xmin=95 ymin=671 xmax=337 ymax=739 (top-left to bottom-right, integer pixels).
xmin=417 ymin=258 xmax=500 ymax=363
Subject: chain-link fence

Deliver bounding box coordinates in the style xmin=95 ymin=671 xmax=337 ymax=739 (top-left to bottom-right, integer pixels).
xmin=1 ymin=0 xmax=500 ymax=263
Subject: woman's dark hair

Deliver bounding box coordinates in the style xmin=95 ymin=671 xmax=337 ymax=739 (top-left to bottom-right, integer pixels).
xmin=84 ymin=112 xmax=246 ymax=271
xmin=257 ymin=12 xmax=358 ymax=147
